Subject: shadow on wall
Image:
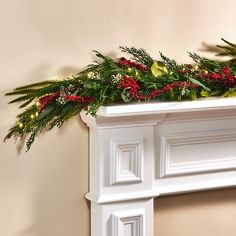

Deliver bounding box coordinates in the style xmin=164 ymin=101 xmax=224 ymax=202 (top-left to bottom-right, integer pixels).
xmin=12 ymin=116 xmax=90 ymax=236
xmin=13 ymin=64 xmax=84 ymax=89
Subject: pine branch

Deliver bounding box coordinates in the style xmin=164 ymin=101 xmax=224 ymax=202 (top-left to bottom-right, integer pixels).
xmin=47 ymin=103 xmax=83 ymax=130
xmin=17 ymin=105 xmax=38 ymax=119
xmin=92 ymin=51 xmax=118 ymax=68
xmin=4 ymin=126 xmax=17 ymax=141
xmin=19 ymin=98 xmax=35 ymax=108
xmin=159 ymin=52 xmax=178 ymax=71
xmin=7 ymin=83 xmax=65 ymax=106
xmin=13 ymin=80 xmax=60 ymax=91
xmin=220 ymin=38 xmax=236 ymax=48
xmin=188 ymin=52 xmax=224 ymax=71
xmin=216 ymin=38 xmax=236 ymax=57
xmin=120 ymin=46 xmax=154 ymax=67
xmin=6 ymin=88 xmax=41 ymax=96
xmin=8 ymin=95 xmax=32 ymax=104
xmin=25 ymin=105 xmax=62 ymax=151
xmin=188 ymin=52 xmax=202 ymax=63
xmin=93 ymin=50 xmax=110 ymax=61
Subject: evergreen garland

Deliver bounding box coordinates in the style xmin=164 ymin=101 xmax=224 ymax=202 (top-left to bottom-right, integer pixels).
xmin=4 ymin=39 xmax=236 ymax=151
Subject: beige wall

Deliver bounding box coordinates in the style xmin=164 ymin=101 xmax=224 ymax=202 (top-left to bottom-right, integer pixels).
xmin=0 ymin=0 xmax=236 ymax=236
xmin=155 ymin=188 xmax=236 ymax=236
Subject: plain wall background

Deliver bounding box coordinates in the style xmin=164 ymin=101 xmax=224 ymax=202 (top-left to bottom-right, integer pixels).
xmin=0 ymin=0 xmax=236 ymax=236
xmin=155 ymin=188 xmax=236 ymax=236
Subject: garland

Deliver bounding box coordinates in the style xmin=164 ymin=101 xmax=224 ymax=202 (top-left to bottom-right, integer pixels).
xmin=4 ymin=39 xmax=236 ymax=151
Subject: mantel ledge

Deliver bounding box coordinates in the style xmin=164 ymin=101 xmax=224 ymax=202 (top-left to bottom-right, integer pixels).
xmin=81 ymin=97 xmax=236 ymax=128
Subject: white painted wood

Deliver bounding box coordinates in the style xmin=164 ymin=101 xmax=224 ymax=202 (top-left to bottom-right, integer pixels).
xmin=81 ymin=98 xmax=236 ymax=236
xmin=110 ymin=137 xmax=143 ymax=185
xmin=91 ymin=199 xmax=153 ymax=236
xmin=81 ymin=125 xmax=155 ymax=202
xmin=85 ymin=190 xmax=156 ymax=204
xmin=112 ymin=209 xmax=145 ymax=236
xmin=155 ymin=170 xmax=236 ymax=196
xmin=160 ymin=129 xmax=236 ymax=177
xmin=97 ymin=97 xmax=236 ymax=117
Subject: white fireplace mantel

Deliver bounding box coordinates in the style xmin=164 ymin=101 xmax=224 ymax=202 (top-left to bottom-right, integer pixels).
xmin=81 ymin=97 xmax=236 ymax=236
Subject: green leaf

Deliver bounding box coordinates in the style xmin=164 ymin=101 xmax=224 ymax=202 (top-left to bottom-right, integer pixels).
xmin=83 ymin=80 xmax=101 ymax=90
xmin=151 ymin=61 xmax=168 ymax=77
xmin=222 ymin=88 xmax=236 ymax=97
xmin=121 ymin=90 xmax=130 ymax=102
xmin=189 ymin=78 xmax=211 ymax=92
xmin=209 ymin=90 xmax=222 ymax=96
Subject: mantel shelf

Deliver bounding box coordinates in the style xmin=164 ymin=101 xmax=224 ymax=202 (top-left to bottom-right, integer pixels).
xmin=97 ymin=97 xmax=236 ymax=117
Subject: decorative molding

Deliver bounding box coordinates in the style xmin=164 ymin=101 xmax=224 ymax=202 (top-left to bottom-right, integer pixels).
xmin=160 ymin=129 xmax=236 ymax=177
xmin=156 ymin=172 xmax=236 ymax=196
xmin=112 ymin=209 xmax=145 ymax=236
xmin=162 ymin=109 xmax=236 ymax=124
xmin=110 ymin=138 xmax=144 ymax=185
xmin=85 ymin=191 xmax=157 ymax=204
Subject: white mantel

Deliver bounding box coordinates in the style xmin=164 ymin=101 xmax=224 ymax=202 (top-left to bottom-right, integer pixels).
xmin=81 ymin=97 xmax=236 ymax=236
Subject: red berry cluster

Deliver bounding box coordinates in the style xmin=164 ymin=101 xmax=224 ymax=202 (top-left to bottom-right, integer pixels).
xmin=179 ymin=65 xmax=235 ymax=87
xmin=64 ymin=95 xmax=94 ymax=103
xmin=118 ymin=57 xmax=149 ymax=72
xmin=39 ymin=92 xmax=60 ymax=112
xmin=118 ymin=75 xmax=141 ymax=99
xmin=39 ymin=92 xmax=94 ymax=113
xmin=151 ymin=81 xmax=199 ymax=99
xmin=200 ymin=66 xmax=235 ymax=86
xmin=179 ymin=64 xmax=195 ymax=75
xmin=179 ymin=69 xmax=192 ymax=75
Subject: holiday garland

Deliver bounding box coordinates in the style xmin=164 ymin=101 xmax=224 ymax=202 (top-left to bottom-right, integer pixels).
xmin=4 ymin=38 xmax=236 ymax=151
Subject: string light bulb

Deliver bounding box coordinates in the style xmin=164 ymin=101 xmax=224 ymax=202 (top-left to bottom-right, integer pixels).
xmin=194 ymin=65 xmax=199 ymax=70
xmin=30 ymin=114 xmax=35 ymax=119
xmin=87 ymin=72 xmax=94 ymax=78
xmin=18 ymin=122 xmax=23 ymax=128
xmin=127 ymin=67 xmax=132 ymax=72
